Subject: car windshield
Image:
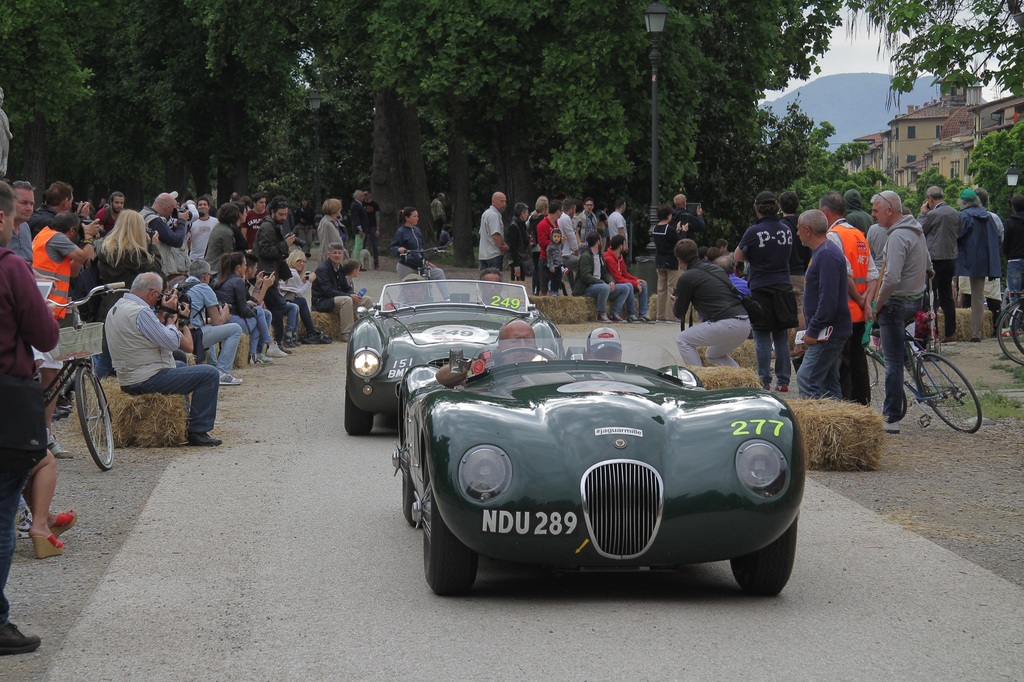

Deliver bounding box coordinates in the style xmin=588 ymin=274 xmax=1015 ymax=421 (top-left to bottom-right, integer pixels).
xmin=380 ymin=280 xmax=529 ymax=313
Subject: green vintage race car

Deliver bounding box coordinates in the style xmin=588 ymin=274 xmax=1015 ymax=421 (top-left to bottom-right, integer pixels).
xmin=394 ymin=338 xmax=805 ymax=596
xmin=345 ymin=279 xmax=559 ymax=435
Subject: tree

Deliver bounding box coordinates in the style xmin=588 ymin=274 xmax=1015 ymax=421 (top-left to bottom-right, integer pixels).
xmin=968 ymin=120 xmax=1024 ymax=215
xmin=847 ymin=0 xmax=1024 ymax=94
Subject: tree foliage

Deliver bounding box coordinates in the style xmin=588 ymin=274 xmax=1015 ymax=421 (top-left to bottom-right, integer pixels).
xmin=847 ymin=0 xmax=1024 ymax=94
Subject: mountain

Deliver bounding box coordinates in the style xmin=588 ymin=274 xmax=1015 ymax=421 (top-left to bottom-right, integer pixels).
xmin=762 ymin=73 xmax=939 ymax=148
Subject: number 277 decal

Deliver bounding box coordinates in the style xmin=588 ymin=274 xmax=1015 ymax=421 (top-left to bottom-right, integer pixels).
xmin=731 ymin=419 xmax=785 ymax=437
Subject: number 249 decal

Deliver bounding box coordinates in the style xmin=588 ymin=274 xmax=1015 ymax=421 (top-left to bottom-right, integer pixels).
xmin=489 ymin=295 xmax=521 ymax=309
xmin=731 ymin=419 xmax=785 ymax=436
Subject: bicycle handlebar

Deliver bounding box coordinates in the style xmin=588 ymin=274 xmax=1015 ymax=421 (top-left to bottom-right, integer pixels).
xmin=55 ymin=282 xmax=127 ymax=309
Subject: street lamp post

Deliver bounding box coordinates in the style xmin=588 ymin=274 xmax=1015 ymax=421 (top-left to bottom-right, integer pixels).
xmin=309 ymin=90 xmax=322 ymax=215
xmin=1006 ymin=163 xmax=1020 ymax=187
xmin=645 ymin=2 xmax=669 ymax=240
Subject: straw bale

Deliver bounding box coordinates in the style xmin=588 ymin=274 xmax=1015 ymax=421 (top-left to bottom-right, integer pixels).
xmin=530 ymin=295 xmax=596 ymax=325
xmin=233 ymin=333 xmax=250 ymax=369
xmin=312 ymin=311 xmax=342 ymax=340
xmin=691 ymin=366 xmax=762 ymax=390
xmin=936 ymin=309 xmax=992 ymax=341
xmin=101 ymin=379 xmax=188 ymax=448
xmin=788 ymin=399 xmax=884 ymax=471
xmin=696 ymin=339 xmax=757 ymax=370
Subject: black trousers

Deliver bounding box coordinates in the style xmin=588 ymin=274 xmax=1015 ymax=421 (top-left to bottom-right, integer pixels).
xmin=931 ymin=258 xmax=957 ymax=337
xmin=263 ymin=284 xmax=288 ymax=345
xmin=840 ymin=321 xmax=870 ymax=406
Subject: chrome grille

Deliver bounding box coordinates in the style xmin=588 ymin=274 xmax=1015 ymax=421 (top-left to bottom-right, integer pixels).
xmin=426 ymin=357 xmax=449 ymax=368
xmin=581 ymin=460 xmax=664 ymax=559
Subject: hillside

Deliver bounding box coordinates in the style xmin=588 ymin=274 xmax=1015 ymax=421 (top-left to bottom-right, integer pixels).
xmin=762 ymin=73 xmax=939 ymax=147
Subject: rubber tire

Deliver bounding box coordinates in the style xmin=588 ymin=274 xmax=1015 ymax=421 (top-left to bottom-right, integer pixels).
xmin=730 ymin=517 xmax=798 ymax=596
xmin=344 ymin=389 xmax=374 ymax=435
xmin=423 ymin=490 xmax=478 ymax=595
xmin=401 ymin=467 xmax=416 ymax=528
xmin=75 ymin=364 xmax=114 ymax=471
xmin=996 ymin=300 xmax=1024 ymax=366
xmin=917 ymin=352 xmax=982 ymax=433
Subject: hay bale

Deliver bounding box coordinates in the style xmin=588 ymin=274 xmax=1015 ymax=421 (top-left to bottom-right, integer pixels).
xmin=101 ymin=379 xmax=188 ymax=448
xmin=530 ymin=295 xmax=596 ymax=325
xmin=696 ymin=339 xmax=757 ymax=370
xmin=312 ymin=311 xmax=341 ymax=340
xmin=936 ymin=309 xmax=993 ymax=341
xmin=788 ymin=399 xmax=884 ymax=471
xmin=233 ymin=333 xmax=250 ymax=369
xmin=691 ymin=366 xmax=762 ymax=390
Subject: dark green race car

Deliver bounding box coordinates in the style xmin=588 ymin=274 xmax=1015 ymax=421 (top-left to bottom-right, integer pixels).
xmin=345 ymin=279 xmax=559 ymax=435
xmin=394 ymin=339 xmax=805 ymax=596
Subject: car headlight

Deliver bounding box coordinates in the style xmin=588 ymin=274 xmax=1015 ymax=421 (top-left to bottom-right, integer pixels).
xmin=735 ymin=439 xmax=787 ymax=498
xmin=459 ymin=445 xmax=513 ymax=501
xmin=352 ymin=349 xmax=382 ymax=378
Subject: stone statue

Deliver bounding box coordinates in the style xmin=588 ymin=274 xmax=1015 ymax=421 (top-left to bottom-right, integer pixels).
xmin=0 ymin=87 xmax=11 ymax=178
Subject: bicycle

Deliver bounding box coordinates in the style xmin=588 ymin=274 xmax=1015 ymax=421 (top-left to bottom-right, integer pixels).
xmin=995 ymin=294 xmax=1023 ymax=366
xmin=403 ymin=247 xmax=448 ymax=279
xmin=44 ymin=282 xmax=126 ymax=471
xmin=865 ymin=328 xmax=982 ymax=433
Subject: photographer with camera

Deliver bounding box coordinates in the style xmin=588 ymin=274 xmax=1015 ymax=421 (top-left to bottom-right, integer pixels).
xmin=140 ymin=192 xmax=190 ymax=281
xmin=254 ymin=196 xmax=295 ymax=352
xmin=106 ymin=272 xmax=223 ymax=446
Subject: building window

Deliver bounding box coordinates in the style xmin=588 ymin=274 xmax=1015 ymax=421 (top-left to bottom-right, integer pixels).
xmin=907 ymin=126 xmax=916 ymax=139
xmin=951 ymin=160 xmax=961 ymax=179
xmin=907 ymin=155 xmax=917 ymax=163
xmin=936 ymin=125 xmax=942 ymax=138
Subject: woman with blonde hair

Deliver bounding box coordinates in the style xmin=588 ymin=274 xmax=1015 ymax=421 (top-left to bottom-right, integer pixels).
xmin=94 ymin=209 xmax=162 ymax=377
xmin=280 ymin=250 xmax=329 ymax=344
xmin=317 ymin=198 xmax=347 ymax=259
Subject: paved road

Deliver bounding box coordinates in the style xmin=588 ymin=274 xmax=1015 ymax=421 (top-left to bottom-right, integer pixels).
xmin=38 ymin=372 xmax=1024 ymax=680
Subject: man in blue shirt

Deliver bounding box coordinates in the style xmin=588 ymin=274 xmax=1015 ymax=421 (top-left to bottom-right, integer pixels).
xmin=794 ymin=210 xmax=852 ymax=399
xmin=182 ymin=260 xmax=244 ymax=386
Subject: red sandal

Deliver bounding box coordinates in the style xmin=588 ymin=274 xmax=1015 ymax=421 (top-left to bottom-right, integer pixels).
xmin=50 ymin=509 xmax=77 ymax=537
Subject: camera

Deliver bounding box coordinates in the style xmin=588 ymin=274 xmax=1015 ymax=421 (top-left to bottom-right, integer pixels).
xmin=289 ymin=233 xmax=306 ymax=248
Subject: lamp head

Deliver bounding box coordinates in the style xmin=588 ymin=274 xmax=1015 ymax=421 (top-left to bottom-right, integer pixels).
xmin=644 ymin=1 xmax=669 ymax=33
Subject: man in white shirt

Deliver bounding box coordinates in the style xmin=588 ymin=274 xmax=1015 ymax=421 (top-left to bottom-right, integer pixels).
xmin=478 ymin=191 xmax=508 ymax=271
xmin=606 ymin=198 xmax=627 ymax=251
xmin=188 ymin=195 xmax=217 ymax=261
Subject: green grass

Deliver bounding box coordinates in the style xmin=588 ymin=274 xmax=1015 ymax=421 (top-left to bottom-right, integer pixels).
xmin=978 ymin=391 xmax=1024 ymax=420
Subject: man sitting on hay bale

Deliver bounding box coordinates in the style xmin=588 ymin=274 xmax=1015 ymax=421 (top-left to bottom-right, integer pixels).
xmin=105 ymin=272 xmax=223 ymax=446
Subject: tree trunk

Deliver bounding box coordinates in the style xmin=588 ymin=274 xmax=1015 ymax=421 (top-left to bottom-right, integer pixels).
xmin=22 ymin=112 xmax=46 ymax=202
xmin=493 ymin=120 xmax=533 ymax=209
xmin=448 ymin=132 xmax=474 ymax=266
xmin=370 ymin=89 xmax=430 ymax=245
xmin=216 ymin=166 xmax=233 ymax=206
xmin=192 ymin=156 xmax=212 ymax=198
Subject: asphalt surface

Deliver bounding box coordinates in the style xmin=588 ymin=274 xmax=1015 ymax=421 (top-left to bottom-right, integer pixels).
xmin=3 ymin=273 xmax=1022 ymax=680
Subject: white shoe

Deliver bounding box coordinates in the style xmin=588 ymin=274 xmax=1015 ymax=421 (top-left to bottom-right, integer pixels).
xmin=47 ymin=434 xmax=72 ymax=458
xmin=264 ymin=344 xmax=288 ymax=358
xmin=219 ymin=373 xmax=243 ymax=386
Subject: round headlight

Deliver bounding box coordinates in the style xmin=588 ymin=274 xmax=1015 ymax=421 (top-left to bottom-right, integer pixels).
xmin=735 ymin=439 xmax=787 ymax=497
xmin=352 ymin=349 xmax=381 ymax=378
xmin=459 ymin=445 xmax=513 ymax=501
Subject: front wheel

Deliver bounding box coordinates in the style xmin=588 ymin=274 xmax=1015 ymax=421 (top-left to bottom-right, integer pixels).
xmin=344 ymin=389 xmax=374 ymax=435
xmin=422 ymin=486 xmax=478 ymax=595
xmin=996 ymin=300 xmax=1024 ymax=366
xmin=75 ymin=364 xmax=114 ymax=471
xmin=917 ymin=353 xmax=982 ymax=433
xmin=730 ymin=517 xmax=798 ymax=596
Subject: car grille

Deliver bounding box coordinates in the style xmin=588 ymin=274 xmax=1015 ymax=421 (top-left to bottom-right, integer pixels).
xmin=426 ymin=357 xmax=449 ymax=368
xmin=581 ymin=460 xmax=664 ymax=559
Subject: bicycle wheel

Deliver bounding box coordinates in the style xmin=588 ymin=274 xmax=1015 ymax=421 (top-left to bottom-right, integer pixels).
xmin=75 ymin=364 xmax=114 ymax=470
xmin=867 ymin=350 xmax=906 ymax=420
xmin=916 ymin=352 xmax=982 ymax=433
xmin=996 ymin=300 xmax=1024 ymax=366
